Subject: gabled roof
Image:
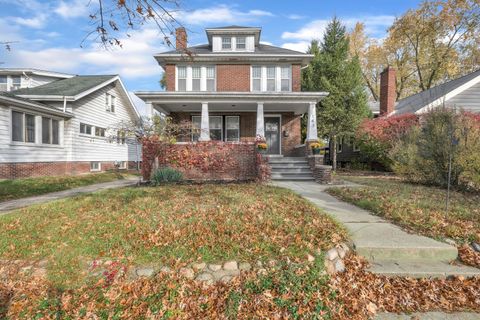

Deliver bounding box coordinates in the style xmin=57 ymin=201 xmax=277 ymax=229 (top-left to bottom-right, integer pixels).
xmin=0 ymin=92 xmax=73 ymax=118
xmin=394 ymin=69 xmax=480 ymax=115
xmin=0 ymin=68 xmax=74 ymax=78
xmin=12 ymin=75 xmax=116 ymax=98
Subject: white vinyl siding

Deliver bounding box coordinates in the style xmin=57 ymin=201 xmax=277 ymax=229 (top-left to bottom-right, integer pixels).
xmin=176 ymin=65 xmax=216 ymax=92
xmin=251 ymin=65 xmax=292 ymax=92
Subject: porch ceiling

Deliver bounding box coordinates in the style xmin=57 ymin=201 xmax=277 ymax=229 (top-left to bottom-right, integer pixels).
xmin=155 ymin=102 xmax=310 ymax=114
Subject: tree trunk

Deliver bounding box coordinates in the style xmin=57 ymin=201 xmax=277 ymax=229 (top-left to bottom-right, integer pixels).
xmin=332 ymin=134 xmax=337 ymax=171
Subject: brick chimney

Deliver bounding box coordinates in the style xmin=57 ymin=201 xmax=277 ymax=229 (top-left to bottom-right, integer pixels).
xmin=379 ymin=66 xmax=397 ymax=116
xmin=175 ymin=27 xmax=187 ymax=50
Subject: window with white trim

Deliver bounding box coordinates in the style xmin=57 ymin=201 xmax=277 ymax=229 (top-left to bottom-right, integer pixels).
xmin=266 ymin=66 xmax=276 ymax=91
xmin=11 ymin=76 xmax=21 ymax=91
xmin=177 ymin=66 xmax=187 ymax=91
xmin=176 ymin=66 xmax=216 ymax=92
xmin=106 ymin=93 xmax=116 ymax=112
xmin=80 ymin=123 xmax=92 ymax=135
xmin=0 ymin=76 xmax=7 ymax=91
xmin=191 ymin=116 xmax=223 ymax=141
xmin=222 ymin=37 xmax=231 ymax=50
xmin=236 ymin=37 xmax=246 ymax=50
xmin=281 ymin=66 xmax=291 ymax=91
xmin=12 ymin=111 xmax=35 ymax=143
xmin=95 ymin=127 xmax=106 ymax=137
xmin=252 ymin=66 xmax=262 ymax=92
xmin=90 ymin=161 xmax=101 ymax=171
xmin=42 ymin=117 xmax=60 ymax=145
xmin=225 ymin=116 xmax=240 ymax=142
xmin=192 ymin=66 xmax=201 ymax=91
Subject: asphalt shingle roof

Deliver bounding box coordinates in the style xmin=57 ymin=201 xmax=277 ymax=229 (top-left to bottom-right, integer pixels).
xmin=158 ymin=43 xmax=308 ymax=55
xmin=11 ymin=75 xmax=116 ymax=97
xmin=395 ymin=69 xmax=480 ymax=114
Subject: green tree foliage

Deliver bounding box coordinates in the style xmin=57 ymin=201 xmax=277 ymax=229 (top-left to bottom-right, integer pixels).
xmin=302 ymin=18 xmax=370 ymax=170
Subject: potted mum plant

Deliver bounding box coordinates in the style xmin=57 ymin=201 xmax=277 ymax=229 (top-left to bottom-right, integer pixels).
xmin=310 ymin=141 xmax=323 ymax=155
xmin=255 ymin=134 xmax=268 ymax=154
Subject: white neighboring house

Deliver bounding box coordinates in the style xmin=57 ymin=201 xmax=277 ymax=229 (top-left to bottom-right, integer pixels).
xmin=0 ymin=68 xmax=74 ymax=92
xmin=0 ymin=74 xmax=141 ymax=179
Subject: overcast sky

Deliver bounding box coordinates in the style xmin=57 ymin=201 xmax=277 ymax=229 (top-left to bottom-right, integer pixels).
xmin=0 ymin=0 xmax=421 ymax=113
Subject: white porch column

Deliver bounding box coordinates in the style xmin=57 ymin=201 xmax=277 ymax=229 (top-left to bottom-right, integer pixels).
xmin=199 ymin=102 xmax=210 ymax=141
xmin=146 ymin=102 xmax=154 ymax=118
xmin=256 ymin=102 xmax=265 ymax=138
xmin=306 ymin=101 xmax=318 ymax=141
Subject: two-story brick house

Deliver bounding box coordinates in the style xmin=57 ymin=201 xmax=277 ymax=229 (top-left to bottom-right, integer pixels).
xmin=136 ymin=26 xmax=327 ymax=180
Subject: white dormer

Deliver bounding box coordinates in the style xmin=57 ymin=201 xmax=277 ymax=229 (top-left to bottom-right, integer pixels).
xmin=206 ymin=26 xmax=260 ymax=53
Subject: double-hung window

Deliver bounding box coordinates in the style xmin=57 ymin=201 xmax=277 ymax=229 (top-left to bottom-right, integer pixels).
xmin=236 ymin=37 xmax=246 ymax=50
xmin=106 ymin=93 xmax=116 ymax=112
xmin=11 ymin=76 xmax=21 ymax=91
xmin=266 ymin=66 xmax=276 ymax=91
xmin=222 ymin=37 xmax=232 ymax=50
xmin=252 ymin=66 xmax=262 ymax=92
xmin=192 ymin=116 xmax=223 ymax=141
xmin=225 ymin=116 xmax=240 ymax=142
xmin=42 ymin=117 xmax=59 ymax=145
xmin=192 ymin=67 xmax=201 ymax=91
xmin=281 ymin=66 xmax=291 ymax=91
xmin=206 ymin=66 xmax=215 ymax=91
xmin=12 ymin=111 xmax=35 ymax=143
xmin=177 ymin=66 xmax=187 ymax=91
xmin=80 ymin=123 xmax=92 ymax=135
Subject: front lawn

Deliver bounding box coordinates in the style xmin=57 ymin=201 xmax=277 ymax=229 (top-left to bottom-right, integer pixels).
xmin=0 ymin=172 xmax=133 ymax=202
xmin=327 ymin=175 xmax=480 ymax=244
xmin=0 ymin=184 xmax=346 ymax=287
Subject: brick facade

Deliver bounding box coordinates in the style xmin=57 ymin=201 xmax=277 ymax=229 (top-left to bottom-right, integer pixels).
xmin=165 ymin=64 xmax=175 ymax=91
xmin=170 ymin=112 xmax=302 ymax=156
xmin=216 ymin=65 xmax=251 ymax=92
xmin=0 ymin=161 xmax=124 ymax=179
xmin=292 ymin=64 xmax=301 ymax=92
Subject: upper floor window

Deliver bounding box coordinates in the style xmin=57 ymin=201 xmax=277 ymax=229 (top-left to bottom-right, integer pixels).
xmin=0 ymin=76 xmax=7 ymax=91
xmin=12 ymin=111 xmax=35 ymax=143
xmin=251 ymin=65 xmax=291 ymax=92
xmin=236 ymin=37 xmax=246 ymax=50
xmin=222 ymin=37 xmax=232 ymax=50
xmin=11 ymin=76 xmax=21 ymax=90
xmin=106 ymin=93 xmax=116 ymax=112
xmin=42 ymin=117 xmax=59 ymax=145
xmin=176 ymin=65 xmax=216 ymax=92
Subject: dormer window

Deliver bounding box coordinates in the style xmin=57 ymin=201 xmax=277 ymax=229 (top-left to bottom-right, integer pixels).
xmin=236 ymin=37 xmax=246 ymax=50
xmin=222 ymin=37 xmax=232 ymax=50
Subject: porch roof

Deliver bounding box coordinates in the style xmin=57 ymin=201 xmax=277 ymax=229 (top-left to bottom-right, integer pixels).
xmin=135 ymin=91 xmax=328 ymax=115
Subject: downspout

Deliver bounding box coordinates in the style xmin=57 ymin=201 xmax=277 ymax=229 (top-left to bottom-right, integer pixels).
xmin=63 ymin=96 xmax=67 ymax=112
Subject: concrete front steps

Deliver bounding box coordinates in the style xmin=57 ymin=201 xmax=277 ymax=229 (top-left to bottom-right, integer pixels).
xmin=268 ymin=156 xmax=314 ymax=181
xmin=271 ymin=180 xmax=480 ymax=279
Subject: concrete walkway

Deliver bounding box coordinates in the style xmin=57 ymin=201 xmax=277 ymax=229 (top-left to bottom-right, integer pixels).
xmin=272 ymin=181 xmax=480 ymax=278
xmin=374 ymin=312 xmax=480 ymax=320
xmin=0 ymin=177 xmax=139 ymax=214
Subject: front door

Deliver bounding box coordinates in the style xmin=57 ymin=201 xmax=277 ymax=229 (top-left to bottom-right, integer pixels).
xmin=265 ymin=117 xmax=281 ymax=155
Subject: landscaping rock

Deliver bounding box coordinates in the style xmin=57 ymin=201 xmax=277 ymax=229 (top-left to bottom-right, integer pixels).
xmin=223 ymin=261 xmax=238 ymax=271
xmin=196 ymin=272 xmax=214 ymax=284
xmin=37 ymin=260 xmax=48 ymax=268
xmin=335 ymin=259 xmax=345 ymax=273
xmin=337 ymin=247 xmax=346 ymax=259
xmin=159 ymin=266 xmax=171 ymax=273
xmin=471 ymin=242 xmax=480 ymax=253
xmin=220 ymin=275 xmax=233 ymax=283
xmin=208 ymin=264 xmax=222 ymax=272
xmin=445 ymin=238 xmax=457 ymax=246
xmin=326 ymin=248 xmax=339 ymax=261
xmin=136 ymin=267 xmax=155 ymax=277
xmin=239 ymin=262 xmax=252 ymax=271
xmin=324 ymin=260 xmax=336 ymax=275
xmin=179 ymin=267 xmax=195 ymax=279
xmin=32 ymin=268 xmax=47 ymax=278
xmin=192 ymin=262 xmax=206 ymax=271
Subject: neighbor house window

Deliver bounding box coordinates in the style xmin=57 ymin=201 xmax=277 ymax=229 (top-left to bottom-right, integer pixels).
xmin=192 ymin=116 xmax=223 ymax=141
xmin=177 ymin=66 xmax=216 ymax=92
xmin=352 ymin=138 xmax=360 ymax=152
xmin=222 ymin=37 xmax=231 ymax=50
xmin=192 ymin=66 xmax=201 ymax=91
xmin=0 ymin=76 xmax=7 ymax=91
xmin=42 ymin=117 xmax=60 ymax=145
xmin=177 ymin=66 xmax=187 ymax=91
xmin=95 ymin=127 xmax=106 ymax=137
xmin=252 ymin=66 xmax=262 ymax=92
xmin=106 ymin=93 xmax=116 ymax=112
xmin=337 ymin=137 xmax=343 ymax=153
xmin=118 ymin=161 xmax=127 ymax=169
xmin=236 ymin=37 xmax=246 ymax=50
xmin=90 ymin=161 xmax=101 ymax=171
xmin=225 ymin=116 xmax=240 ymax=142
xmin=206 ymin=66 xmax=215 ymax=91
xmin=117 ymin=130 xmax=126 ymax=144
xmin=80 ymin=123 xmax=92 ymax=135
xmin=281 ymin=66 xmax=291 ymax=91
xmin=266 ymin=66 xmax=276 ymax=91
xmin=11 ymin=76 xmax=21 ymax=90
xmin=12 ymin=111 xmax=35 ymax=143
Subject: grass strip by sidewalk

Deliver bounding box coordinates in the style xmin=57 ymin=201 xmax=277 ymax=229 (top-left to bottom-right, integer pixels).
xmin=0 ymin=172 xmax=133 ymax=202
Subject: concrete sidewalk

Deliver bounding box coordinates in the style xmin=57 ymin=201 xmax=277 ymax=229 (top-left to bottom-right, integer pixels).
xmin=0 ymin=177 xmax=139 ymax=214
xmin=374 ymin=312 xmax=480 ymax=320
xmin=272 ymin=180 xmax=480 ymax=278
